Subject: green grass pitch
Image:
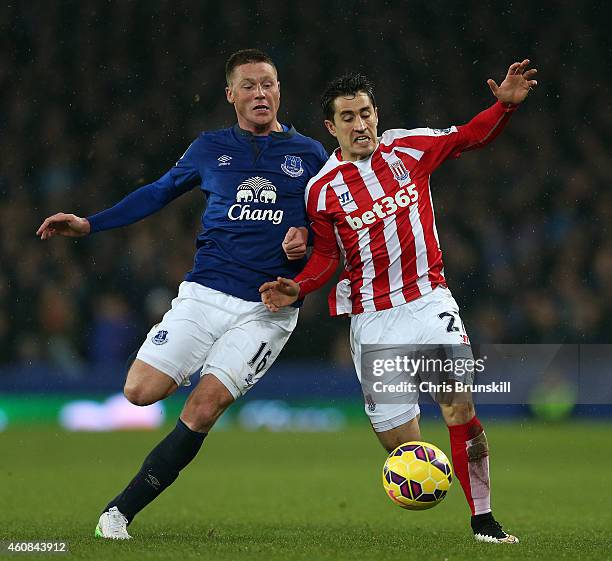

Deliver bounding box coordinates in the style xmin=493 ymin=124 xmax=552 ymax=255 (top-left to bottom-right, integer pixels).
xmin=1 ymin=421 xmax=611 ymax=560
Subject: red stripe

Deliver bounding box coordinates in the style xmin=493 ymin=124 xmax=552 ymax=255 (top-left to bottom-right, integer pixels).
xmin=339 ymin=164 xmax=392 ymax=311
xmin=306 ymin=168 xmax=341 ymax=215
xmin=419 ymin=166 xmax=446 ymax=290
xmin=397 ymin=155 xmax=445 ymax=291
xmin=379 ymin=133 xmax=439 ymax=155
xmin=448 ymin=417 xmax=485 ymax=516
xmin=371 ymin=151 xmax=421 ymax=303
xmin=328 ymin=279 xmax=338 ymax=315
xmin=324 ymin=184 xmax=364 ymax=314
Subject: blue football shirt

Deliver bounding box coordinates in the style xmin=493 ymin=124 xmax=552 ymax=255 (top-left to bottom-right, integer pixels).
xmin=87 ymin=124 xmax=328 ymax=302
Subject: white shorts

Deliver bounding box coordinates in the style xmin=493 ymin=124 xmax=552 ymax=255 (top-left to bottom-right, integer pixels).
xmin=350 ymin=287 xmax=471 ymax=432
xmin=137 ymin=282 xmax=299 ymax=399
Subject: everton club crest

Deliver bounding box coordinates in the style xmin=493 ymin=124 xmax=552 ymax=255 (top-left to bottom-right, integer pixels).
xmin=281 ymin=155 xmax=304 ymax=178
xmin=151 ymin=329 xmax=169 ymax=345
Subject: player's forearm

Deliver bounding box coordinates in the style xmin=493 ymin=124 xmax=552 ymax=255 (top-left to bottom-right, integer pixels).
xmin=460 ymin=100 xmax=517 ymax=151
xmin=295 ymin=250 xmax=339 ymax=298
xmin=87 ymin=185 xmax=167 ymax=233
xmin=87 ymin=174 xmax=177 ymax=233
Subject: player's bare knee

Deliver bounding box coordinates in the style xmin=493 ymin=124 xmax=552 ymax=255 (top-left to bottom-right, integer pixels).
xmin=381 ymin=436 xmax=404 ymax=454
xmin=123 ymin=360 xmax=177 ymax=405
xmin=123 ymin=383 xmax=156 ymax=407
xmin=377 ymin=417 xmax=421 ymax=452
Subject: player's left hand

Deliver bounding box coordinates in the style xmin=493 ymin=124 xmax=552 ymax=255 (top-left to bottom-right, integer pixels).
xmin=487 ymin=59 xmax=538 ymax=105
xmin=259 ymin=277 xmax=300 ymax=312
xmin=36 ymin=212 xmax=91 ymax=239
xmin=282 ymin=226 xmax=308 ymax=260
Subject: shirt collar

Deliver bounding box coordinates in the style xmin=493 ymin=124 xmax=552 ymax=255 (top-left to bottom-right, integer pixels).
xmin=233 ymin=123 xmax=296 ymax=139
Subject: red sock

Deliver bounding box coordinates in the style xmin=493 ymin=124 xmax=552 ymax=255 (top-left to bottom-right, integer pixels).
xmin=447 ymin=416 xmax=491 ymax=515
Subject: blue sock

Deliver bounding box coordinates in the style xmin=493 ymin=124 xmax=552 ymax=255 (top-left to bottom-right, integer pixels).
xmin=104 ymin=418 xmax=206 ymax=523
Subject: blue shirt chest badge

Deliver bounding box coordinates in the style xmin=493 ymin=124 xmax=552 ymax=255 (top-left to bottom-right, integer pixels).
xmin=281 ymin=155 xmax=304 ymax=178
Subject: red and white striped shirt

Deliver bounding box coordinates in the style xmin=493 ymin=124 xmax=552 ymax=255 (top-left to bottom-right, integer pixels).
xmin=296 ymin=101 xmax=517 ymax=316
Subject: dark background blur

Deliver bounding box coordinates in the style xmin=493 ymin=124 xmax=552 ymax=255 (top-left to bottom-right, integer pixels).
xmin=2 ymin=0 xmax=611 ymax=370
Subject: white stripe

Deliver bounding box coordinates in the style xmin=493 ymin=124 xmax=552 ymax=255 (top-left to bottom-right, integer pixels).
xmin=374 ymin=150 xmax=412 ymax=305
xmin=304 ymin=151 xmax=344 ymax=206
xmin=316 ymin=183 xmax=328 ymax=211
xmin=382 ymin=215 xmax=407 ymax=307
xmin=357 ymin=228 xmax=376 ymax=311
xmin=408 ymin=196 xmax=431 ymax=295
xmin=393 ymin=146 xmax=424 ymax=161
xmin=358 ymin=162 xmax=407 ymax=308
xmin=381 ymin=126 xmax=458 ymax=141
xmin=357 ymin=160 xmax=408 ymax=308
xmin=315 ymin=169 xmax=352 ymax=213
xmin=359 ymin=160 xmax=385 ymax=199
xmin=331 ymin=224 xmax=352 ymax=315
xmin=337 ymin=159 xmax=378 ymax=310
xmin=333 ymin=279 xmax=353 ymax=315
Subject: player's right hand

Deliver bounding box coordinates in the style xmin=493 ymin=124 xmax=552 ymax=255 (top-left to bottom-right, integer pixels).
xmin=36 ymin=213 xmax=91 ymax=240
xmin=282 ymin=226 xmax=308 ymax=260
xmin=259 ymin=277 xmax=300 ymax=312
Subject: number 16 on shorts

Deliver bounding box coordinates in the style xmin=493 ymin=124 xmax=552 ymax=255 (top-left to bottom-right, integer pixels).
xmin=246 ymin=341 xmax=272 ymax=386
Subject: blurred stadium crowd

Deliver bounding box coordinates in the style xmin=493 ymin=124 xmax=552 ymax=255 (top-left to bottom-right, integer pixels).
xmin=2 ymin=1 xmax=610 ymax=368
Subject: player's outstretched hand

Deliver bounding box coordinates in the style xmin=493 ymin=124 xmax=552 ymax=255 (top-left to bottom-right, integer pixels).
xmin=487 ymin=59 xmax=538 ymax=105
xmin=36 ymin=213 xmax=91 ymax=240
xmin=282 ymin=226 xmax=308 ymax=260
xmin=259 ymin=277 xmax=300 ymax=312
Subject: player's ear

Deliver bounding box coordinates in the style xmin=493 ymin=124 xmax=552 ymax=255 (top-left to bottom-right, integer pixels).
xmin=226 ymin=86 xmax=234 ymax=104
xmin=324 ymin=119 xmax=337 ymax=138
xmin=374 ymin=107 xmax=379 ymax=125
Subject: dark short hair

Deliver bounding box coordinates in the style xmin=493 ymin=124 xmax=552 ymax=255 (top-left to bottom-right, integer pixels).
xmin=225 ymin=49 xmax=277 ymax=85
xmin=321 ymin=73 xmax=377 ymax=121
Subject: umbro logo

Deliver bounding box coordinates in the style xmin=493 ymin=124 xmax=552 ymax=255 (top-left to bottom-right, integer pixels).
xmin=145 ymin=472 xmax=160 ymax=490
xmin=218 ymin=154 xmax=232 ymax=166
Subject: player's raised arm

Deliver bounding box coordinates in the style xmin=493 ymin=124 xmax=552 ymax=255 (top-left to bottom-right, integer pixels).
xmin=418 ymin=59 xmax=538 ymax=169
xmin=459 ymin=59 xmax=537 ymax=148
